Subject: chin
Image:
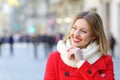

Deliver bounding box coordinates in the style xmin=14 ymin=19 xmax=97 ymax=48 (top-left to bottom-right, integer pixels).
xmin=72 ymin=44 xmax=81 ymax=48
xmin=71 ymin=41 xmax=82 ymax=47
xmin=73 ymin=44 xmax=85 ymax=48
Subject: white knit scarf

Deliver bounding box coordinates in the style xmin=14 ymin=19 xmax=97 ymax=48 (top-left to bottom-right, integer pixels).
xmin=57 ymin=39 xmax=102 ymax=68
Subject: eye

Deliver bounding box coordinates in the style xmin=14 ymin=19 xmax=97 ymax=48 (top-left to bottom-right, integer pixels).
xmin=81 ymin=30 xmax=87 ymax=33
xmin=83 ymin=30 xmax=87 ymax=33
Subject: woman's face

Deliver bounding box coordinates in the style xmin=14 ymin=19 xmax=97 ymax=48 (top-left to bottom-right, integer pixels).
xmin=70 ymin=19 xmax=93 ymax=48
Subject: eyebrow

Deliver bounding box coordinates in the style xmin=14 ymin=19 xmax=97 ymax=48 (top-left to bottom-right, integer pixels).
xmin=73 ymin=25 xmax=89 ymax=31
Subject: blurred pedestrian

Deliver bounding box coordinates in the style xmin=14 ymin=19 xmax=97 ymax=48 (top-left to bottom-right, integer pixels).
xmin=109 ymin=35 xmax=116 ymax=56
xmin=44 ymin=11 xmax=114 ymax=80
xmin=9 ymin=34 xmax=14 ymax=56
xmin=0 ymin=37 xmax=3 ymax=56
xmin=32 ymin=34 xmax=39 ymax=59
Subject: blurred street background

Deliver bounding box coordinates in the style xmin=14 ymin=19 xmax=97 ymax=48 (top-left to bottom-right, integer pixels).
xmin=0 ymin=0 xmax=120 ymax=80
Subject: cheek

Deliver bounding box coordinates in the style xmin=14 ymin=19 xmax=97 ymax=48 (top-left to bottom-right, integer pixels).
xmin=80 ymin=36 xmax=92 ymax=48
xmin=82 ymin=35 xmax=92 ymax=42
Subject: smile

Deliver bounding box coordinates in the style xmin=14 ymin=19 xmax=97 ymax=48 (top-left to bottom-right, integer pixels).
xmin=73 ymin=37 xmax=81 ymax=42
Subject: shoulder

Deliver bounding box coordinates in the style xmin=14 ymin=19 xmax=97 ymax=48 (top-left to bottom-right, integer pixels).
xmin=49 ymin=50 xmax=60 ymax=57
xmin=95 ymin=54 xmax=113 ymax=65
xmin=102 ymin=54 xmax=112 ymax=60
xmin=48 ymin=51 xmax=60 ymax=61
xmin=46 ymin=51 xmax=61 ymax=67
xmin=102 ymin=54 xmax=113 ymax=63
xmin=93 ymin=54 xmax=113 ymax=69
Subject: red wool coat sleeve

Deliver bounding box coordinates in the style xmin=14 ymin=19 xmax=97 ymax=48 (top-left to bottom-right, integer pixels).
xmin=44 ymin=51 xmax=114 ymax=80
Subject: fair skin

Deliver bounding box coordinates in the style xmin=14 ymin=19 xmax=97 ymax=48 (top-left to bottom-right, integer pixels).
xmin=67 ymin=19 xmax=94 ymax=61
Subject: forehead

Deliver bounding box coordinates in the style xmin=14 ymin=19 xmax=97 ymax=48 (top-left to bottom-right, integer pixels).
xmin=74 ymin=19 xmax=90 ymax=29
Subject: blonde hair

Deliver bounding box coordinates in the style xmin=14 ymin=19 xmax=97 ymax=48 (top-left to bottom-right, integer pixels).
xmin=63 ymin=11 xmax=108 ymax=55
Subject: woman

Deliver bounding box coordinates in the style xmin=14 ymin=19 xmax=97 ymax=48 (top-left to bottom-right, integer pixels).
xmin=44 ymin=11 xmax=114 ymax=80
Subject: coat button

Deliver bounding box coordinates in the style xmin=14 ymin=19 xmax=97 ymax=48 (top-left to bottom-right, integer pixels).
xmin=87 ymin=70 xmax=92 ymax=74
xmin=64 ymin=71 xmax=69 ymax=76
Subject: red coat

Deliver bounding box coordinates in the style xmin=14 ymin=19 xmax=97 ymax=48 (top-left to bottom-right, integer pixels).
xmin=44 ymin=51 xmax=114 ymax=80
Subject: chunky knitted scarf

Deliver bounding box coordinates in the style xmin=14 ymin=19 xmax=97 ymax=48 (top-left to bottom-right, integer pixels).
xmin=57 ymin=39 xmax=102 ymax=68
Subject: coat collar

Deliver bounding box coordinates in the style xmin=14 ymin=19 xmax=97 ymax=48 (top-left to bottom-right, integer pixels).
xmin=59 ymin=54 xmax=107 ymax=71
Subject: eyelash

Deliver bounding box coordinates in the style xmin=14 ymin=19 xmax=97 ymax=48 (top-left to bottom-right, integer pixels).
xmin=81 ymin=30 xmax=87 ymax=33
xmin=72 ymin=26 xmax=87 ymax=33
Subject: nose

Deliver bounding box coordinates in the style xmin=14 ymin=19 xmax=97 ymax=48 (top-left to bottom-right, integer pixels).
xmin=74 ymin=30 xmax=80 ymax=37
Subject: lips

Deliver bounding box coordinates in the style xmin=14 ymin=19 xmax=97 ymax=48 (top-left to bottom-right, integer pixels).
xmin=73 ymin=37 xmax=81 ymax=43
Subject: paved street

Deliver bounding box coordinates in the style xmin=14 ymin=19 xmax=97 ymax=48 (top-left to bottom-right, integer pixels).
xmin=0 ymin=43 xmax=119 ymax=80
xmin=0 ymin=43 xmax=48 ymax=80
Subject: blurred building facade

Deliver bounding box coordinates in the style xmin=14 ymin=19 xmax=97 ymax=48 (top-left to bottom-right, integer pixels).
xmin=0 ymin=0 xmax=119 ymax=42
